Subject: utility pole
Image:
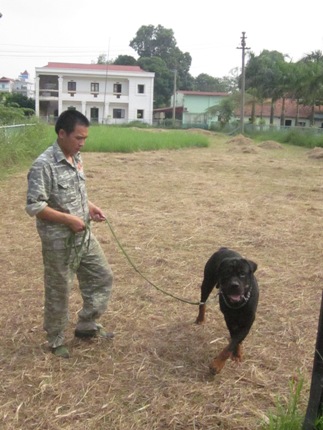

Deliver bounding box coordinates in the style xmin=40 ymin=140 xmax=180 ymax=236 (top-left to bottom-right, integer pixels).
xmin=237 ymin=32 xmax=250 ymax=134
xmin=172 ymin=69 xmax=177 ymax=127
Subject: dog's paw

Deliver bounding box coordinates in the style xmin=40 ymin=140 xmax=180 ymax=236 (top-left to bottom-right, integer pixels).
xmin=231 ymin=355 xmax=243 ymax=364
xmin=209 ymin=358 xmax=225 ymax=375
xmin=195 ymin=305 xmax=206 ymax=325
xmin=231 ymin=344 xmax=243 ymax=363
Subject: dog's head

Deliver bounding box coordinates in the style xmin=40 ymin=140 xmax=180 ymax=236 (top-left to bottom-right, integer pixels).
xmin=216 ymin=257 xmax=257 ymax=304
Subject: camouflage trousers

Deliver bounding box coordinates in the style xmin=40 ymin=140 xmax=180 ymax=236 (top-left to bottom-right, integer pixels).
xmin=42 ymin=235 xmax=113 ymax=348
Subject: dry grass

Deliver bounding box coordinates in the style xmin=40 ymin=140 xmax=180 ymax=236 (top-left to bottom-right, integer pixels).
xmin=1 ymin=133 xmax=323 ymax=429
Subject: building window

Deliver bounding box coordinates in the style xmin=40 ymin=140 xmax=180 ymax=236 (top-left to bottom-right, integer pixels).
xmin=68 ymin=81 xmax=76 ymax=92
xmin=113 ymin=108 xmax=125 ymax=119
xmin=91 ymin=82 xmax=99 ymax=93
xmin=137 ymin=110 xmax=144 ymax=119
xmin=138 ymin=84 xmax=145 ymax=94
xmin=90 ymin=107 xmax=99 ymax=123
xmin=113 ymin=83 xmax=122 ymax=93
xmin=68 ymin=106 xmax=76 ymax=111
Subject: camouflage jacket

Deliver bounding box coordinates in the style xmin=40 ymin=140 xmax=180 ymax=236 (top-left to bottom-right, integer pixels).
xmin=26 ymin=141 xmax=90 ymax=250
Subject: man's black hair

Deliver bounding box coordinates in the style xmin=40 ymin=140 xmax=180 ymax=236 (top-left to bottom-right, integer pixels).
xmin=55 ymin=110 xmax=90 ymax=135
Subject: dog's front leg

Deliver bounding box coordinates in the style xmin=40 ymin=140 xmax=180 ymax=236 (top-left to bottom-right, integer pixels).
xmin=195 ymin=280 xmax=215 ymax=324
xmin=209 ymin=342 xmax=243 ymax=374
xmin=231 ymin=342 xmax=243 ymax=362
xmin=209 ymin=345 xmax=232 ymax=375
xmin=195 ymin=303 xmax=206 ymax=324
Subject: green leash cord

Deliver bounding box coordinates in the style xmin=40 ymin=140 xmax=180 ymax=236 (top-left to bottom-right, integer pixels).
xmin=65 ymin=218 xmax=200 ymax=305
xmin=104 ymin=217 xmax=200 ymax=306
xmin=65 ymin=221 xmax=91 ymax=270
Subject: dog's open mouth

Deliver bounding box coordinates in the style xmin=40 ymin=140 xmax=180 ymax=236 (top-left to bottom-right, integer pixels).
xmin=227 ymin=294 xmax=245 ymax=303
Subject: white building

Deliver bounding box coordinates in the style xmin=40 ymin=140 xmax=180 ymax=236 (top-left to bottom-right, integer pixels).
xmin=0 ymin=76 xmax=15 ymax=93
xmin=0 ymin=71 xmax=34 ymax=98
xmin=13 ymin=70 xmax=35 ymax=98
xmin=35 ymin=62 xmax=155 ymax=124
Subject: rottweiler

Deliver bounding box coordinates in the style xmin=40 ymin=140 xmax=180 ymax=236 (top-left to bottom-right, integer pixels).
xmin=195 ymin=247 xmax=259 ymax=374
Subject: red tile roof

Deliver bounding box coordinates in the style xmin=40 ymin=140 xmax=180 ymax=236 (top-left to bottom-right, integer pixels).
xmin=178 ymin=90 xmax=228 ymax=97
xmin=242 ymin=98 xmax=321 ymax=119
xmin=41 ymin=62 xmax=144 ymax=73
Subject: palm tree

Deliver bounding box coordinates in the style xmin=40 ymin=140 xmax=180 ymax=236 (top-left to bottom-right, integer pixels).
xmin=245 ymin=50 xmax=288 ymax=125
xmin=297 ymin=51 xmax=323 ymax=125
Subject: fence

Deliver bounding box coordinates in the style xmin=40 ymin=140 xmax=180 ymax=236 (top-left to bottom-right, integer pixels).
xmin=0 ymin=123 xmax=35 ymax=137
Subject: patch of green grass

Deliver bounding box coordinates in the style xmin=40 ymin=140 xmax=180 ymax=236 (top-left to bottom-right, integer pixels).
xmin=261 ymin=378 xmax=304 ymax=430
xmin=261 ymin=377 xmax=323 ymax=430
xmin=248 ymin=129 xmax=323 ymax=149
xmin=84 ymin=126 xmax=209 ymax=153
xmin=0 ymin=121 xmax=54 ymax=179
xmin=0 ymin=123 xmax=209 ymax=180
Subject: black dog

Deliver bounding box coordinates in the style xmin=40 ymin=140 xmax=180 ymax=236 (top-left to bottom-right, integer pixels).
xmin=195 ymin=247 xmax=259 ymax=374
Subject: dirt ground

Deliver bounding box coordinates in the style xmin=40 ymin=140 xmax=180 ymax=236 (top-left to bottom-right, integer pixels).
xmin=1 ymin=134 xmax=323 ymax=429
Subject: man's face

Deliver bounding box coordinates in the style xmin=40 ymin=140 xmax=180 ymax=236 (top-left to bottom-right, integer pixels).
xmin=58 ymin=124 xmax=89 ymax=157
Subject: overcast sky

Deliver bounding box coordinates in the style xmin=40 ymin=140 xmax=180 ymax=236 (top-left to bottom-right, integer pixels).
xmin=1 ymin=0 xmax=323 ymax=81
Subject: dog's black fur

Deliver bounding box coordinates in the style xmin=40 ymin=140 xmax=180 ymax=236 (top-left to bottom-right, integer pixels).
xmin=196 ymin=247 xmax=259 ymax=374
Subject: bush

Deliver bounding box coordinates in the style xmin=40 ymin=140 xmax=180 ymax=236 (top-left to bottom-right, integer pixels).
xmin=0 ymin=105 xmax=26 ymax=125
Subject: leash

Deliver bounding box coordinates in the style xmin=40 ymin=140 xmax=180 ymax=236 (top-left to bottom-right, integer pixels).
xmin=104 ymin=217 xmax=200 ymax=306
xmin=65 ymin=221 xmax=91 ymax=270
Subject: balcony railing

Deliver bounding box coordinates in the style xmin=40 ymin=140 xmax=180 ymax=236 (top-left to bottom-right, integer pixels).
xmin=39 ymin=90 xmax=59 ymax=97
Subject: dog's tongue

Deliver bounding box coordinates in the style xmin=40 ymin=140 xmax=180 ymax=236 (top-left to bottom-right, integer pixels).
xmin=229 ymin=294 xmax=243 ymax=303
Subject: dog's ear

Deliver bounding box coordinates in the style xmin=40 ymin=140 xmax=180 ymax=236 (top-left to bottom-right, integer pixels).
xmin=247 ymin=259 xmax=257 ymax=273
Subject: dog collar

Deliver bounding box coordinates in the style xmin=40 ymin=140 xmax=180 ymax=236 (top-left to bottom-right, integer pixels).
xmin=220 ymin=285 xmax=253 ymax=309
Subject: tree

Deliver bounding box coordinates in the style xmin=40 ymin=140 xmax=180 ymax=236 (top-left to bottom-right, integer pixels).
xmin=207 ymin=94 xmax=239 ymax=128
xmin=113 ymin=55 xmax=137 ymax=66
xmin=4 ymin=93 xmax=35 ymax=111
xmin=218 ymin=69 xmax=240 ymax=93
xmin=297 ymin=51 xmax=323 ymax=125
xmin=130 ymin=25 xmax=177 ymax=58
xmin=245 ymin=50 xmax=288 ymax=125
xmin=96 ymin=25 xmax=241 ymax=108
xmin=193 ymin=72 xmax=238 ymax=93
xmin=137 ymin=57 xmax=173 ymax=107
xmin=302 ymin=50 xmax=323 ymax=63
xmin=194 ymin=74 xmax=222 ymax=92
xmin=130 ymin=25 xmax=192 ymax=106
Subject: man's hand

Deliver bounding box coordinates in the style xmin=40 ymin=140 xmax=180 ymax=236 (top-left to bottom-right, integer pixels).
xmin=36 ymin=206 xmax=86 ymax=232
xmin=66 ymin=215 xmax=86 ymax=232
xmin=89 ymin=201 xmax=106 ymax=222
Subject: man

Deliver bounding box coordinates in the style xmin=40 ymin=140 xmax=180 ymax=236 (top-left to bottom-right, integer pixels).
xmin=26 ymin=110 xmax=113 ymax=358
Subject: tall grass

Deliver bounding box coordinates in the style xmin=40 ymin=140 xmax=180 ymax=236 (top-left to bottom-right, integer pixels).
xmin=247 ymin=128 xmax=323 ymax=148
xmin=0 ymin=123 xmax=209 ymax=179
xmin=0 ymin=122 xmax=54 ymax=179
xmin=84 ymin=126 xmax=209 ymax=152
xmin=261 ymin=378 xmax=304 ymax=430
xmin=261 ymin=377 xmax=323 ymax=430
